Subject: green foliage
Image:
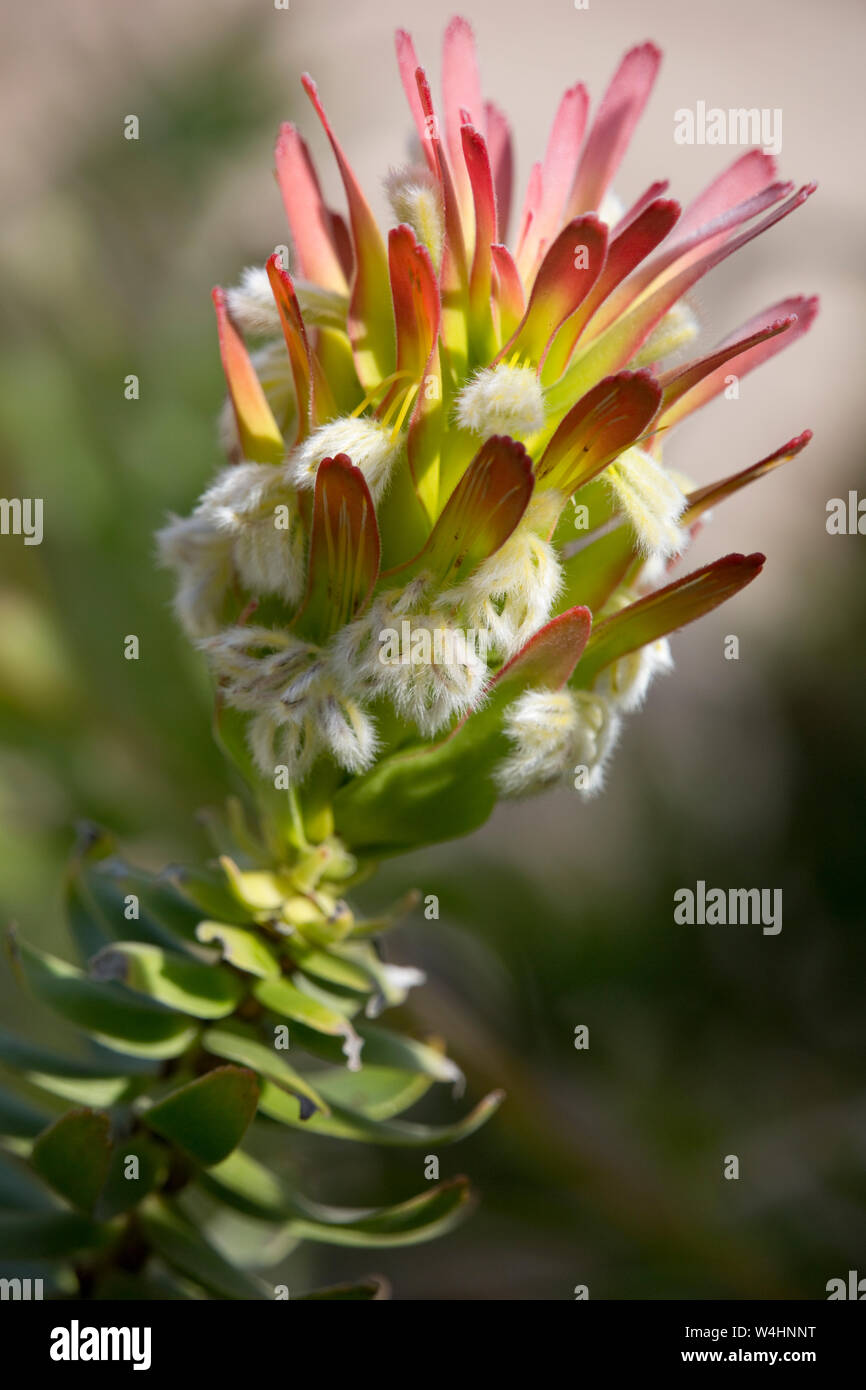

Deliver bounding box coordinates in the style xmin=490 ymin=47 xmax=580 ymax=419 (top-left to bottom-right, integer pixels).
xmin=0 ymin=817 xmax=500 ymax=1298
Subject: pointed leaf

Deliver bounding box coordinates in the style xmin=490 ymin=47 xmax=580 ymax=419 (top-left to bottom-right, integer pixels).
xmin=566 ymin=42 xmax=662 ymax=216
xmin=260 ymin=1081 xmax=503 ymax=1145
xmin=500 ymin=215 xmax=607 ymax=368
xmin=302 ymin=74 xmax=395 ymax=388
xmin=202 ymin=1025 xmax=328 ymax=1117
xmin=0 ymin=1211 xmax=108 ymax=1259
xmin=294 ymin=455 xmax=380 ymax=643
xmin=682 ymin=431 xmax=813 ymax=527
xmin=213 ymin=288 xmax=284 ymax=465
xmin=574 ymin=553 xmax=765 ymax=687
xmin=274 ymin=123 xmax=349 ymax=293
xmin=139 ymin=1197 xmax=267 ymax=1299
xmin=537 ymin=370 xmax=661 ymax=498
xmin=399 ymin=434 xmax=533 ymax=588
xmin=285 ymin=1176 xmax=472 ymax=1247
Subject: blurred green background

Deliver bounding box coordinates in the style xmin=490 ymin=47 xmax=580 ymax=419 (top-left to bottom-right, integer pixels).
xmin=1 ymin=0 xmax=865 ymax=1298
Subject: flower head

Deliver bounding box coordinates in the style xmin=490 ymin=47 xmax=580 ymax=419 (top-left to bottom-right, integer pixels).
xmin=159 ymin=17 xmax=816 ymax=855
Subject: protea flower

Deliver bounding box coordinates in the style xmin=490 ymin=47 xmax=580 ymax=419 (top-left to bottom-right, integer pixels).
xmin=161 ymin=17 xmax=816 ymax=844
xmin=1 ymin=19 xmax=815 ymax=1302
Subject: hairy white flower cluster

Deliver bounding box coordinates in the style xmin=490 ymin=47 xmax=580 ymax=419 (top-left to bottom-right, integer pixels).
xmin=495 ymin=687 xmax=621 ymax=797
xmin=455 ymin=363 xmax=546 ymax=438
xmin=198 ymin=625 xmax=378 ymax=781
xmin=446 ymin=493 xmax=563 ymax=659
xmin=157 ymin=464 xmax=305 ymax=637
xmin=385 ymin=166 xmax=445 ymax=271
xmin=290 ymin=417 xmax=403 ymax=501
xmin=604 ymin=446 xmax=687 ymax=557
xmin=336 ymin=596 xmax=489 ymax=738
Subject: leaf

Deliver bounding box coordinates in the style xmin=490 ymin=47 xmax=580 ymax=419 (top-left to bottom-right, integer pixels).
xmin=13 ymin=939 xmax=198 ymax=1060
xmin=89 ymin=942 xmax=246 ymax=1020
xmin=312 ymin=1066 xmax=432 ymax=1120
xmin=681 ymin=431 xmax=813 ymax=528
xmin=0 ymin=1085 xmax=55 ymax=1139
xmin=284 ymin=1176 xmax=472 ymax=1247
xmin=501 ymin=215 xmax=608 ymax=368
xmin=284 ymin=1020 xmax=463 ymax=1087
xmin=143 ymin=1066 xmax=259 ymax=1166
xmin=396 ymin=435 xmax=533 ymax=589
xmin=536 ymin=370 xmax=661 ymax=498
xmin=0 ymin=1211 xmax=109 ymax=1259
xmin=202 ymin=1025 xmax=328 ymax=1117
xmin=31 ymin=1109 xmax=111 ymax=1213
xmin=194 ymin=922 xmax=281 ymax=979
xmin=574 ymin=553 xmax=766 ymax=687
xmin=294 ymin=1276 xmax=389 ymax=1300
xmin=213 ymin=287 xmax=284 ymax=464
xmin=0 ymin=1148 xmax=58 ymax=1211
xmin=294 ymin=454 xmax=381 ymax=644
xmin=138 ymin=1197 xmax=267 ymax=1300
xmin=253 ymin=974 xmax=359 ymax=1040
xmin=302 ymin=74 xmax=395 ymax=389
xmin=96 ymin=1133 xmax=168 ymax=1219
xmin=198 ymin=1148 xmax=291 ymax=1222
xmin=259 ymin=1084 xmax=504 ymax=1146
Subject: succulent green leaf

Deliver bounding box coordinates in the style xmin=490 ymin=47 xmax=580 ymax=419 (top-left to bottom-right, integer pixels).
xmin=198 ymin=1147 xmax=291 ymax=1222
xmin=253 ymin=974 xmax=360 ymax=1041
xmin=202 ymin=1025 xmax=328 ymax=1117
xmin=13 ymin=939 xmax=198 ymax=1060
xmin=0 ymin=1085 xmax=56 ymax=1140
xmin=89 ymin=942 xmax=246 ymax=1020
xmin=31 ymin=1108 xmax=112 ymax=1214
xmin=312 ymin=1065 xmax=433 ymax=1120
xmin=138 ymin=1197 xmax=268 ymax=1300
xmin=259 ymin=1083 xmax=504 ymax=1145
xmin=195 ymin=922 xmax=282 ymax=979
xmin=0 ymin=1147 xmax=58 ymax=1211
xmin=0 ymin=1210 xmax=109 ymax=1260
xmin=284 ymin=1176 xmax=472 ymax=1247
xmin=143 ymin=1066 xmax=259 ymax=1166
xmin=96 ymin=1133 xmax=168 ymax=1219
xmin=285 ymin=1020 xmax=463 ymax=1086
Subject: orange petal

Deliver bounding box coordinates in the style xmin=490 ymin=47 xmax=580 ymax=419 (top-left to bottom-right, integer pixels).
xmin=212 ymin=288 xmax=284 ymax=465
xmin=274 ymin=124 xmax=348 ymax=294
xmin=302 ymin=75 xmax=395 ymax=389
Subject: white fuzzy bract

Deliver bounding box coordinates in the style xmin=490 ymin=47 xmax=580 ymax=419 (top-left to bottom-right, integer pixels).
xmin=604 ymin=446 xmax=687 ymax=558
xmin=455 ymin=363 xmax=546 ymax=438
xmin=288 ymin=417 xmax=403 ymax=501
xmin=495 ymin=687 xmax=621 ymax=797
xmin=593 ymin=636 xmax=674 ymax=712
xmin=448 ymin=494 xmax=563 ymax=659
xmin=385 ymin=166 xmax=445 ymax=270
